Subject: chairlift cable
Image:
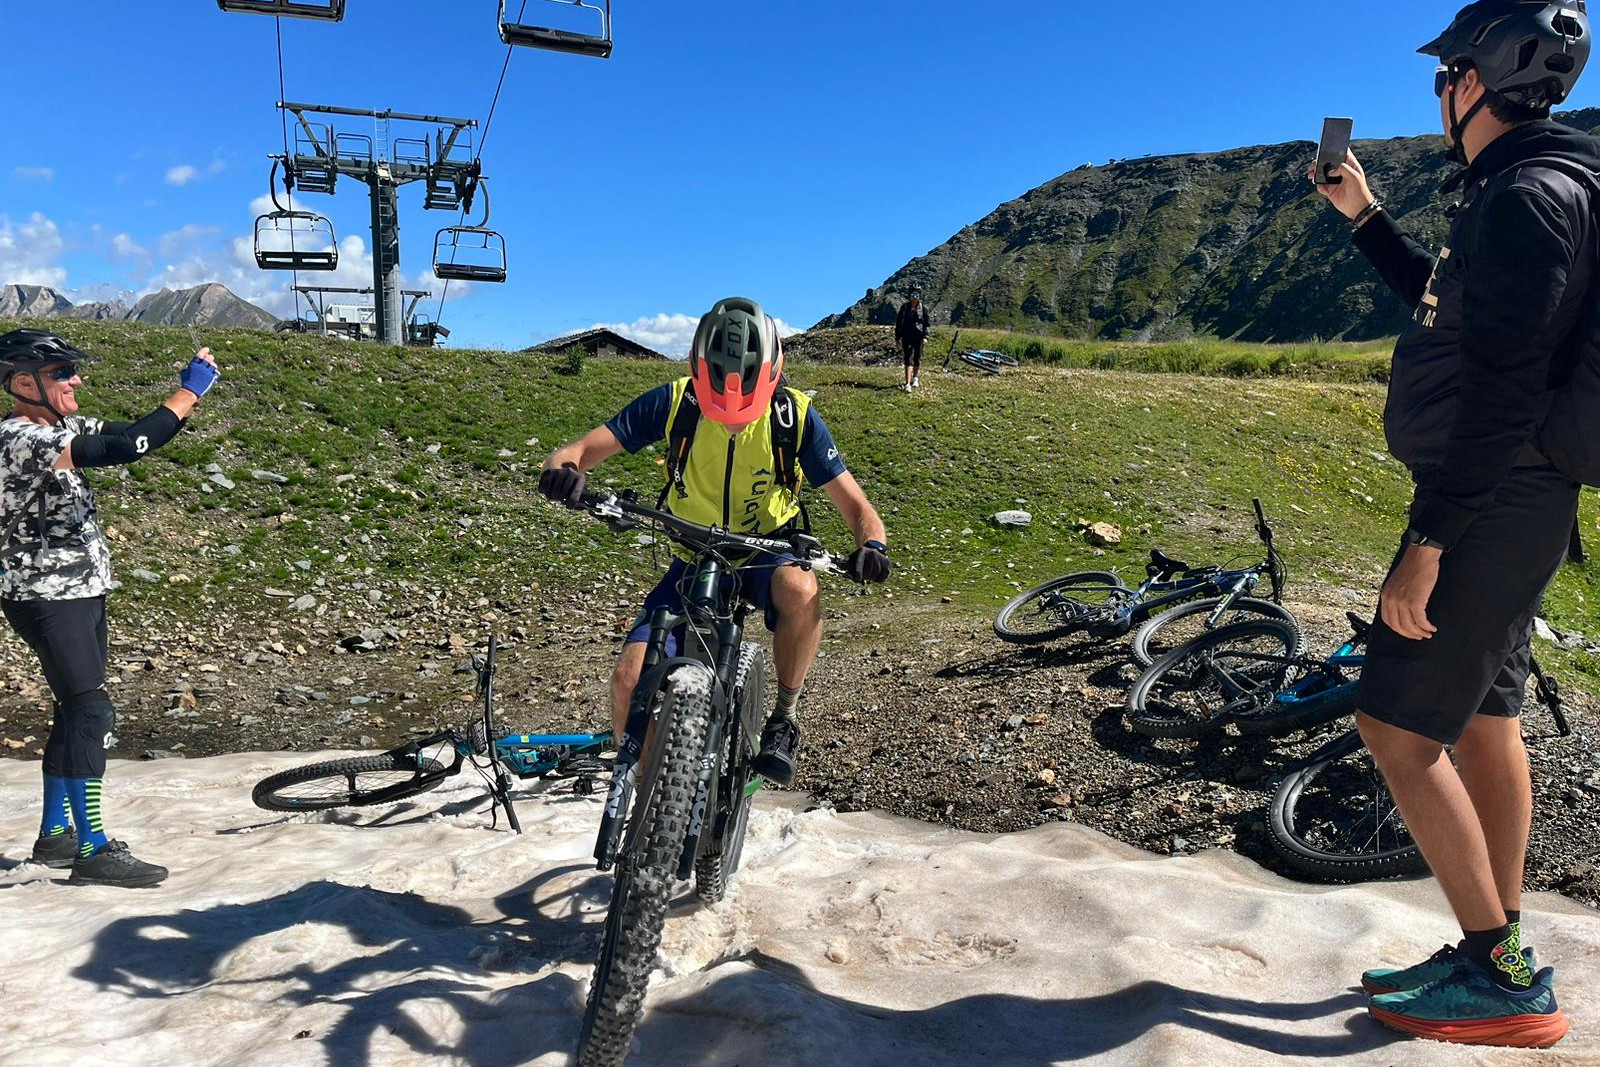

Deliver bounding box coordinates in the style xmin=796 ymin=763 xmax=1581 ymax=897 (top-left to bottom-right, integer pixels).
xmin=435 ymin=0 xmax=527 ymax=324
xmin=275 ymin=16 xmax=304 ymax=323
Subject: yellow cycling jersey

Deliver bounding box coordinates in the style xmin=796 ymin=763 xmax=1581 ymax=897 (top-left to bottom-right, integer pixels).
xmin=662 ymin=376 xmax=811 ymax=544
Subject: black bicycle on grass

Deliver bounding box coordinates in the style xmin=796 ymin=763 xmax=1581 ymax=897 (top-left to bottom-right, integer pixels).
xmin=995 ymin=497 xmax=1301 ymax=666
xmin=251 ymin=636 xmax=613 ymax=830
xmin=573 ymin=489 xmax=849 ymax=1067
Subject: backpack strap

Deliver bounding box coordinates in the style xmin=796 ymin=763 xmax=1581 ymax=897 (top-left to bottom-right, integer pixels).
xmin=769 ymin=387 xmax=801 ymax=493
xmin=659 ymin=384 xmax=702 ymax=506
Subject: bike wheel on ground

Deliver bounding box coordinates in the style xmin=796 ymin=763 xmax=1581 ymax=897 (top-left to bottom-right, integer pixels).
xmin=958 ymin=351 xmax=1004 ymax=374
xmin=1125 ymin=618 xmax=1302 ymax=739
xmin=1269 ymin=730 xmax=1425 ymax=882
xmin=994 ymin=571 xmax=1129 ymax=644
xmin=1131 ymin=596 xmax=1304 ymax=667
xmin=251 ymin=753 xmax=449 ymax=811
xmin=579 ymin=667 xmax=713 ymax=1067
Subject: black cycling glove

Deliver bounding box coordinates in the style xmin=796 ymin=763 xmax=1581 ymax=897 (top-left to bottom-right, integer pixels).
xmin=538 ymin=462 xmax=586 ymax=508
xmin=847 ymin=541 xmax=891 ymax=584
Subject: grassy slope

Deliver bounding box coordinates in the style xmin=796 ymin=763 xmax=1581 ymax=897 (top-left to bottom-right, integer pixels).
xmin=14 ymin=318 xmax=1600 ymax=684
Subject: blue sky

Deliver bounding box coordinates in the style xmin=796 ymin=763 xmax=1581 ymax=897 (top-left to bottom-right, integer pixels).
xmin=5 ymin=1 xmax=1596 ymax=353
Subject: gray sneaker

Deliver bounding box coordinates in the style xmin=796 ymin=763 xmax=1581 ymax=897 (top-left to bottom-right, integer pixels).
xmin=69 ymin=840 xmax=168 ymax=888
xmin=30 ymin=831 xmax=78 ymax=869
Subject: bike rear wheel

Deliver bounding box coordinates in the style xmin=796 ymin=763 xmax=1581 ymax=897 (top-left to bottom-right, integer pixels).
xmin=251 ymin=753 xmax=449 ymax=811
xmin=1131 ymin=596 xmax=1304 ymax=667
xmin=1269 ymin=730 xmax=1425 ymax=882
xmin=579 ymin=667 xmax=712 ymax=1067
xmin=994 ymin=571 xmax=1128 ymax=644
xmin=1126 ymin=618 xmax=1302 ymax=739
xmin=958 ymin=351 xmax=1003 ymax=374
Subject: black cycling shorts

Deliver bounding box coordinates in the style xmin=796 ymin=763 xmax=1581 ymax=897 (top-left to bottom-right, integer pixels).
xmin=1358 ymin=463 xmax=1580 ymax=745
xmin=902 ymin=339 xmax=924 ymax=369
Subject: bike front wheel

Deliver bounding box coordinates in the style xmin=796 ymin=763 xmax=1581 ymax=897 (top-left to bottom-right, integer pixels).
xmin=994 ymin=572 xmax=1128 ymax=644
xmin=695 ymin=647 xmax=763 ymax=905
xmin=1269 ymin=730 xmax=1425 ymax=882
xmin=580 ymin=667 xmax=713 ymax=1067
xmin=251 ymin=753 xmax=449 ymax=811
xmin=1125 ymin=618 xmax=1302 ymax=739
xmin=1131 ymin=596 xmax=1304 ymax=667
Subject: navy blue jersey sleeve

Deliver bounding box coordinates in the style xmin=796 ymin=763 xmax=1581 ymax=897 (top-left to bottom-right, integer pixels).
xmin=799 ymin=406 xmax=849 ymax=488
xmin=605 ymin=384 xmax=673 ymax=454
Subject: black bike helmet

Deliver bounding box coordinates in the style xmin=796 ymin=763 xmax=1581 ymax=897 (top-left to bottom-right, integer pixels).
xmin=0 ymin=329 xmax=89 ymax=383
xmin=1421 ymin=0 xmax=1590 ymax=108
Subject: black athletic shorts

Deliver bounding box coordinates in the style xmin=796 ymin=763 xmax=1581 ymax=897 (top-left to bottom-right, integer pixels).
xmin=902 ymin=339 xmax=924 ymax=369
xmin=1358 ymin=463 xmax=1580 ymax=745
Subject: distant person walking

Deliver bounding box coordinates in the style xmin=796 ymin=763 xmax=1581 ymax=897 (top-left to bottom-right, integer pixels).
xmin=1311 ymin=0 xmax=1593 ymax=1048
xmin=894 ymin=287 xmax=930 ymax=392
xmin=0 ymin=329 xmax=219 ymax=888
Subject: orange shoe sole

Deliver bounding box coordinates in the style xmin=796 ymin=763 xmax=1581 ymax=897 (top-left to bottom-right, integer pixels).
xmin=1369 ymin=1006 xmax=1571 ymax=1048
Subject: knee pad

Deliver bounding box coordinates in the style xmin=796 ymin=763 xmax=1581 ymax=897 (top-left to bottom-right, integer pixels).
xmin=57 ymin=692 xmax=117 ymax=779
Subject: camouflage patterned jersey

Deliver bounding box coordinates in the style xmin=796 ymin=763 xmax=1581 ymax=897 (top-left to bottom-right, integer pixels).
xmin=0 ymin=415 xmax=113 ymax=601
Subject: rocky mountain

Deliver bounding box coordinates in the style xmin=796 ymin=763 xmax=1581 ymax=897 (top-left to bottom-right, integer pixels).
xmin=0 ymin=284 xmax=74 ymax=320
xmin=0 ymin=282 xmax=277 ymax=330
xmin=820 ymin=109 xmax=1600 ymax=343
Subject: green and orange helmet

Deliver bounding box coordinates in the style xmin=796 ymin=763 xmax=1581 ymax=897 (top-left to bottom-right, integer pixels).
xmin=688 ymin=296 xmax=784 ymax=426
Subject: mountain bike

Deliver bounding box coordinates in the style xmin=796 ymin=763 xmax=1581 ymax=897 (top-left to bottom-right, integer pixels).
xmin=573 ymin=488 xmax=849 ymax=1067
xmin=1269 ymin=658 xmax=1570 ymax=882
xmin=957 ymin=348 xmax=1019 ymax=374
xmin=995 ymin=497 xmax=1300 ymax=666
xmin=1125 ymin=612 xmax=1369 ymax=739
xmin=251 ymin=636 xmax=613 ymax=829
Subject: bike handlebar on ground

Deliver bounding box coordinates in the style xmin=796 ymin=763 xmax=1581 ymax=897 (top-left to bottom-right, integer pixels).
xmin=577 ymin=489 xmax=852 ymax=578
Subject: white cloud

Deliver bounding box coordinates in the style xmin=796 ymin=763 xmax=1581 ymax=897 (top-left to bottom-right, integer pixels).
xmin=590 ymin=311 xmax=804 ymax=358
xmin=112 ymin=233 xmax=147 ymax=259
xmin=166 ymin=165 xmax=199 ymax=187
xmin=159 ymin=223 xmax=222 ymax=260
xmin=11 ymin=167 xmax=54 ymax=183
xmin=0 ymin=212 xmax=68 ymax=287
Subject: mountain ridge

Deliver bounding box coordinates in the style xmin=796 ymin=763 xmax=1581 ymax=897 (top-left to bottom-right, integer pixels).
xmin=0 ymin=282 xmax=277 ymax=331
xmin=820 ymin=109 xmax=1600 ymax=342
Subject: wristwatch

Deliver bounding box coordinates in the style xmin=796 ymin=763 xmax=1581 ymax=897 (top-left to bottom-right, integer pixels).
xmin=1404 ymin=528 xmax=1448 ymax=552
xmin=865 ymin=539 xmax=889 ymax=555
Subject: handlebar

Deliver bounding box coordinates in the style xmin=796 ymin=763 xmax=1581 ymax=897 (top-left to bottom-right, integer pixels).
xmin=578 ymin=489 xmax=850 ymax=577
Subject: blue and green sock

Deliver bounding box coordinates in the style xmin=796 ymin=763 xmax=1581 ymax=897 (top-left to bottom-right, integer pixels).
xmin=65 ymin=777 xmax=108 ymax=858
xmin=41 ymin=775 xmax=72 ymax=837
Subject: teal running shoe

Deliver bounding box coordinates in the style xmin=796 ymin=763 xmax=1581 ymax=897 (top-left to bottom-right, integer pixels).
xmin=1363 ymin=942 xmax=1535 ymax=995
xmin=1368 ymin=960 xmax=1569 ymax=1048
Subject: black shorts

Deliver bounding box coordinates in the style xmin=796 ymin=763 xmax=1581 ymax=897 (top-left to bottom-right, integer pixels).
xmin=902 ymin=339 xmax=924 ymax=368
xmin=1358 ymin=463 xmax=1579 ymax=745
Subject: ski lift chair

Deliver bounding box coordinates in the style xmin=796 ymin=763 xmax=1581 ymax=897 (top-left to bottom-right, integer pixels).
xmin=216 ymin=0 xmax=346 ymax=21
xmin=432 ymin=227 xmax=506 ymax=283
xmin=498 ymin=0 xmax=612 ymax=58
xmin=254 ymin=211 xmax=338 ymax=271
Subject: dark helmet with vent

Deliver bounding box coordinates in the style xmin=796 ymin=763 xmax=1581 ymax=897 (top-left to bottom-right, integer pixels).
xmin=1421 ymin=0 xmax=1590 ymax=108
xmin=688 ymin=297 xmax=784 ymax=426
xmin=0 ymin=329 xmax=89 ymax=383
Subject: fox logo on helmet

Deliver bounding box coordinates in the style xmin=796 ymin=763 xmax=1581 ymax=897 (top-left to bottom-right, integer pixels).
xmin=688 ymin=296 xmax=784 ymax=426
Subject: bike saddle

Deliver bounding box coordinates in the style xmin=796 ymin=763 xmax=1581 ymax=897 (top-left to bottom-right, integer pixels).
xmin=1148 ymin=548 xmax=1191 ymax=579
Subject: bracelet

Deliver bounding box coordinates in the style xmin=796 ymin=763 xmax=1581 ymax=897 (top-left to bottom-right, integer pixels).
xmin=1351 ymin=201 xmax=1383 ymax=231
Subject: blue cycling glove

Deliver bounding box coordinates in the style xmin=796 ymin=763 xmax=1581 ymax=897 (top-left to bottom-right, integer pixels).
xmin=181 ymin=357 xmax=220 ymax=398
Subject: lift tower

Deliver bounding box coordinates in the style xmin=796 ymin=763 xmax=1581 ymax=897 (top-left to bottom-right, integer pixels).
xmin=275 ymin=101 xmax=480 ymax=346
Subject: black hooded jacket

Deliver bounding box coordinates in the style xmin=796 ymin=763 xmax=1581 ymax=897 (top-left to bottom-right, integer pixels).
xmin=1352 ymin=120 xmax=1600 ymax=546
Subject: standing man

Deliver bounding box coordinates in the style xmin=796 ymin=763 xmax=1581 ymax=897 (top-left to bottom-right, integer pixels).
xmin=1312 ymin=0 xmax=1591 ymax=1048
xmin=894 ymin=286 xmax=930 ymax=393
xmin=538 ymin=297 xmax=889 ymax=785
xmin=1 ymin=329 xmax=219 ymax=888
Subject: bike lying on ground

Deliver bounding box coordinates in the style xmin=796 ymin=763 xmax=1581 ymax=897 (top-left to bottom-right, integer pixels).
xmin=1126 ymin=612 xmax=1367 ymax=740
xmin=574 ymin=489 xmax=850 ymax=1067
xmin=956 ymin=348 xmax=1019 ymax=374
xmin=251 ymin=636 xmax=613 ymax=830
xmin=995 ymin=497 xmax=1301 ymax=666
xmin=1269 ymin=658 xmax=1570 ymax=882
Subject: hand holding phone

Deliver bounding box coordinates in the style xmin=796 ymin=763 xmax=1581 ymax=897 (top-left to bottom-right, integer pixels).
xmin=1314 ymin=117 xmax=1354 ymax=186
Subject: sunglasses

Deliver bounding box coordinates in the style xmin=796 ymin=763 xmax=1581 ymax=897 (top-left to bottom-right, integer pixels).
xmin=45 ymin=363 xmax=79 ymax=382
xmin=1435 ymin=64 xmax=1453 ymax=98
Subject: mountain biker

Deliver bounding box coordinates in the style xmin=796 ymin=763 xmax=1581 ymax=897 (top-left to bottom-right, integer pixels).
xmin=0 ymin=328 xmax=219 ymax=888
xmin=1311 ymin=0 xmax=1591 ymax=1047
xmin=538 ymin=297 xmax=890 ymax=786
xmin=894 ymin=287 xmax=931 ymax=392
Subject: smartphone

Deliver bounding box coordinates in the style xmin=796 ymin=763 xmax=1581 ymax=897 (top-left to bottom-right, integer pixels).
xmin=1314 ymin=117 xmax=1354 ymax=186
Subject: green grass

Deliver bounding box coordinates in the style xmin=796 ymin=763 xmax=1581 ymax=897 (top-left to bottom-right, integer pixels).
xmin=12 ymin=318 xmax=1598 ymax=684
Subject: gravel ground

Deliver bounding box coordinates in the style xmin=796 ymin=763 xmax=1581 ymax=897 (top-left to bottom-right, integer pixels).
xmin=2 ymin=583 xmax=1596 ymax=909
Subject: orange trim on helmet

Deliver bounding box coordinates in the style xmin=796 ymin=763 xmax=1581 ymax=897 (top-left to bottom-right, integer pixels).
xmin=692 ymin=350 xmax=784 ymax=425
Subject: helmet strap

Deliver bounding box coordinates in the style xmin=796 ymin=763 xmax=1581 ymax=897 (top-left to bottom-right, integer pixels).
xmin=1446 ymin=82 xmax=1491 ymax=167
xmin=7 ymin=370 xmax=68 ymax=422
